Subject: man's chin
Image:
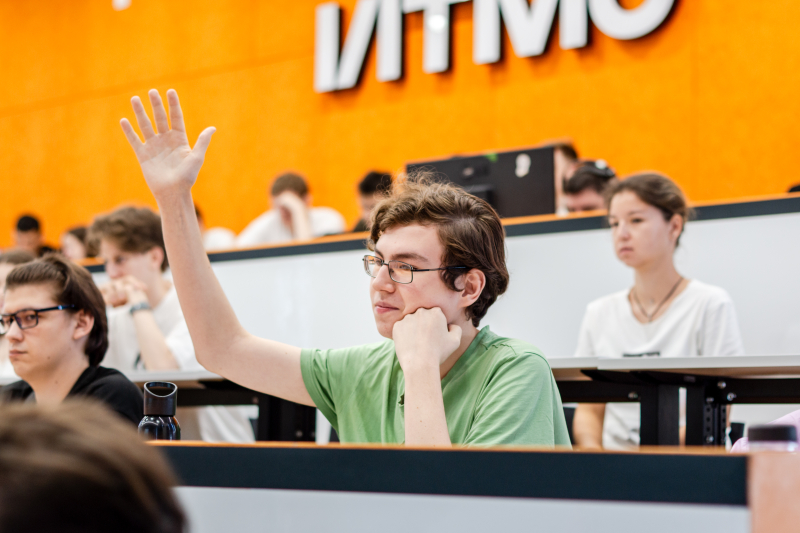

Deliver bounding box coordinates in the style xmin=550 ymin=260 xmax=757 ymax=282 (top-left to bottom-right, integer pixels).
xmin=373 ymin=317 xmax=396 ymax=339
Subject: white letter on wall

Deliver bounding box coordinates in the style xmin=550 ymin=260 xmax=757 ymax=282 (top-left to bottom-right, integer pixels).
xmin=315 ymin=0 xmax=402 ymax=92
xmin=377 ymin=0 xmax=403 ymax=81
xmin=403 ymin=0 xmax=469 ymax=74
xmin=474 ymin=0 xmax=587 ymax=64
xmin=314 ymin=2 xmax=341 ymax=92
xmin=588 ymin=0 xmax=674 ymax=40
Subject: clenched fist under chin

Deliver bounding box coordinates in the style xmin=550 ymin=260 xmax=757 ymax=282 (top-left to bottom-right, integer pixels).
xmin=392 ymin=307 xmax=462 ymax=375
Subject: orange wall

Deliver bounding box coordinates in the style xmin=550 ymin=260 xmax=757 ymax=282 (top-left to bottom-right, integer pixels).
xmin=0 ymin=0 xmax=799 ymax=247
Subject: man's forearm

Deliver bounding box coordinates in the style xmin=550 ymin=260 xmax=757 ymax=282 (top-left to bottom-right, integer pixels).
xmin=155 ymin=191 xmax=248 ymax=369
xmin=131 ymin=311 xmax=180 ymax=370
xmin=403 ymin=366 xmax=451 ymax=447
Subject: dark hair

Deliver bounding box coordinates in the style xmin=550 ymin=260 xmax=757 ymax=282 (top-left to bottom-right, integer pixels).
xmin=0 ymin=401 xmax=185 ymax=533
xmin=90 ymin=207 xmax=168 ymax=271
xmin=65 ymin=226 xmax=96 ymax=258
xmin=15 ymin=215 xmax=40 ymax=233
xmin=564 ymin=160 xmax=617 ymax=195
xmin=369 ymin=172 xmax=509 ymax=327
xmin=5 ymin=255 xmax=109 ymax=366
xmin=271 ymin=173 xmax=309 ymax=198
xmin=550 ymin=142 xmax=579 ymax=162
xmin=358 ymin=171 xmax=393 ymax=196
xmin=606 ymin=173 xmax=694 ymax=246
xmin=66 ymin=226 xmax=87 ymax=244
xmin=0 ymin=250 xmax=35 ymax=266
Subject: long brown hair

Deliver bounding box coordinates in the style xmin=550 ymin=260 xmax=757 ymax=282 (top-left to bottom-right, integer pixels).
xmin=369 ymin=173 xmax=509 ymax=327
xmin=5 ymin=255 xmax=109 ymax=366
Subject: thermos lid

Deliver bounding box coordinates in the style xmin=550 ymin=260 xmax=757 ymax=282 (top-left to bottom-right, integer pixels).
xmin=143 ymin=381 xmax=178 ymax=416
xmin=747 ymin=424 xmax=797 ymax=443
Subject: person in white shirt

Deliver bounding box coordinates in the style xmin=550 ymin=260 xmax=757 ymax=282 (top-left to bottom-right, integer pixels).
xmin=0 ymin=250 xmax=35 ymax=379
xmin=90 ymin=206 xmax=255 ymax=442
xmin=573 ymin=173 xmax=745 ymax=450
xmin=235 ymin=172 xmax=345 ymax=247
xmin=194 ymin=204 xmax=236 ymax=252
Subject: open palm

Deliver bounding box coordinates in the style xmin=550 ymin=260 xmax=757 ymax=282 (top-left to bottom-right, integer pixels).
xmin=120 ymin=89 xmax=215 ymax=198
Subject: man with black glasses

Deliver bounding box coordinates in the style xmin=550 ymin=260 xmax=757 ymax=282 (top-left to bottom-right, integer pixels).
xmin=0 ymin=255 xmax=143 ymax=425
xmin=119 ymin=89 xmax=569 ymax=447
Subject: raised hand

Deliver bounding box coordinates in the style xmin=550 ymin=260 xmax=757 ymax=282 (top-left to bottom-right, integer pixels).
xmin=120 ymin=89 xmax=215 ymax=199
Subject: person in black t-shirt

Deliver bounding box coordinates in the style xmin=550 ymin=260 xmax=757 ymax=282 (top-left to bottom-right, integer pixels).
xmin=0 ymin=255 xmax=143 ymax=425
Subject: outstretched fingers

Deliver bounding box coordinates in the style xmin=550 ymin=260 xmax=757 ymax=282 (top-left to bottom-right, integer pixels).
xmin=148 ymin=89 xmax=171 ymax=134
xmin=119 ymin=118 xmax=145 ymax=158
xmin=193 ymin=127 xmax=216 ymax=158
xmin=166 ymin=89 xmax=186 ymax=133
xmin=131 ymin=96 xmax=157 ymax=140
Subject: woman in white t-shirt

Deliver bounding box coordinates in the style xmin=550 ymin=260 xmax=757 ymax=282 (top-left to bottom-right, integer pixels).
xmin=573 ymin=173 xmax=745 ymax=450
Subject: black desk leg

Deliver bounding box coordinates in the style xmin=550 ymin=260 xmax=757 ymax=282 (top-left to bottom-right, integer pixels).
xmin=640 ymin=384 xmax=680 ymax=446
xmin=686 ymin=386 xmax=726 ymax=447
xmin=256 ymin=394 xmax=317 ymax=442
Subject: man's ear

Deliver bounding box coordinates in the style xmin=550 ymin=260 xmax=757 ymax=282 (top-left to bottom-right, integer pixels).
xmin=149 ymin=246 xmax=165 ymax=271
xmin=458 ymin=269 xmax=486 ymax=309
xmin=72 ymin=310 xmax=95 ymax=342
xmin=304 ymin=194 xmax=313 ymax=207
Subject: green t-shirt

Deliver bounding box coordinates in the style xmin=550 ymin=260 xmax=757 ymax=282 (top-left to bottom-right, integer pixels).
xmin=301 ymin=326 xmax=571 ymax=447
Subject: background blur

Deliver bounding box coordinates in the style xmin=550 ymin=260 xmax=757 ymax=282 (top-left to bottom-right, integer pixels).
xmin=0 ymin=0 xmax=797 ymax=247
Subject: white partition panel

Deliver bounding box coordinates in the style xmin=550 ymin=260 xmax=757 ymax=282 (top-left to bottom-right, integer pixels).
xmin=93 ymin=209 xmax=800 ymax=358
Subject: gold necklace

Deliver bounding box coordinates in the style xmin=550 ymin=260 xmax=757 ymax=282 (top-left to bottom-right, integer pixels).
xmin=632 ymin=277 xmax=684 ymax=323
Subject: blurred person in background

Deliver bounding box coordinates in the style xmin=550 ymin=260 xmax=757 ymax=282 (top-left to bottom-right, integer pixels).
xmin=563 ymin=160 xmax=617 ymax=213
xmin=0 ymin=250 xmax=35 ymax=378
xmin=59 ymin=226 xmax=94 ymax=261
xmin=91 ymin=206 xmax=255 ymax=442
xmin=0 ymin=401 xmax=185 ymax=533
xmin=548 ymin=142 xmax=580 ymax=215
xmin=0 ymin=255 xmax=143 ymax=425
xmin=352 ymin=171 xmax=392 ymax=232
xmin=13 ymin=215 xmax=55 ymax=257
xmin=572 ymin=173 xmax=744 ymax=450
xmin=236 ymin=172 xmax=345 ymax=247
xmin=195 ymin=204 xmax=236 ymax=251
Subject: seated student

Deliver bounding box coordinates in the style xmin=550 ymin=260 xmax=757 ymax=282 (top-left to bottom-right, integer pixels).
xmin=119 ymin=89 xmax=570 ymax=447
xmin=352 ymin=171 xmax=393 ymax=232
xmin=195 ymin=204 xmax=236 ymax=251
xmin=563 ymin=160 xmax=617 ymax=213
xmin=0 ymin=250 xmax=36 ymax=378
xmin=0 ymin=255 xmax=144 ymax=425
xmin=59 ymin=226 xmax=93 ymax=261
xmin=541 ymin=141 xmax=580 ymax=215
xmin=235 ymin=172 xmax=346 ymax=247
xmin=90 ymin=206 xmax=255 ymax=442
xmin=13 ymin=215 xmax=56 ymax=257
xmin=0 ymin=401 xmax=185 ymax=533
xmin=573 ymin=173 xmax=745 ymax=450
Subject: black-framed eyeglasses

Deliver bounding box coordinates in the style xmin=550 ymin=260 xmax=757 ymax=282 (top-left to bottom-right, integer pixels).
xmin=0 ymin=305 xmax=76 ymax=335
xmin=363 ymin=255 xmax=467 ymax=284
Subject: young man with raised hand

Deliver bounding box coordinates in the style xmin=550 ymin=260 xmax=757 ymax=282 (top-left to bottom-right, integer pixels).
xmin=120 ymin=89 xmax=570 ymax=447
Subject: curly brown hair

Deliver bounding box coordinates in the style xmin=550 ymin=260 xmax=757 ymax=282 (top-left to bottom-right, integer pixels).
xmin=368 ymin=173 xmax=509 ymax=327
xmin=89 ymin=207 xmax=168 ymax=271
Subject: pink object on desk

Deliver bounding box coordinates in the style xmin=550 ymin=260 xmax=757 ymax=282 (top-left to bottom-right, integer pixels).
xmin=731 ymin=410 xmax=800 ymax=452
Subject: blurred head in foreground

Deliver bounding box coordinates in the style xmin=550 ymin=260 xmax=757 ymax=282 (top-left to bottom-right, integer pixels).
xmin=0 ymin=401 xmax=185 ymax=533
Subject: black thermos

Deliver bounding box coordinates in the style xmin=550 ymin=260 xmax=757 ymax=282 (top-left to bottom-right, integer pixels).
xmin=138 ymin=381 xmax=181 ymax=441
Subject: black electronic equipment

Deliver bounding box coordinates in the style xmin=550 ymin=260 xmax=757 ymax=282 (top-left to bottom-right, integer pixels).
xmin=406 ymin=146 xmax=556 ymax=218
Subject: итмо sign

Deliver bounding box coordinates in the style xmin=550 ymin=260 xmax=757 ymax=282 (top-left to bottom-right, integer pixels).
xmin=314 ymin=0 xmax=675 ymax=92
